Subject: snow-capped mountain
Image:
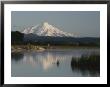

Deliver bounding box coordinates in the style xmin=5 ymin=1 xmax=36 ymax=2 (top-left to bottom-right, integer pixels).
xmin=22 ymin=22 xmax=74 ymax=37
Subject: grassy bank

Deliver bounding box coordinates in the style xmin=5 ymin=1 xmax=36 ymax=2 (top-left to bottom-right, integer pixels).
xmin=11 ymin=44 xmax=45 ymax=53
xmin=12 ymin=44 xmax=99 ymax=49
xmin=11 ymin=44 xmax=100 ymax=53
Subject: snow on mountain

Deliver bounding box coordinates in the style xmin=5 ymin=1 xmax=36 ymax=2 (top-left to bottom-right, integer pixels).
xmin=22 ymin=22 xmax=74 ymax=37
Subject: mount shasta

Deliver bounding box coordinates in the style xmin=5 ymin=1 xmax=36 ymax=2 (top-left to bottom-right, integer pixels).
xmin=22 ymin=22 xmax=74 ymax=37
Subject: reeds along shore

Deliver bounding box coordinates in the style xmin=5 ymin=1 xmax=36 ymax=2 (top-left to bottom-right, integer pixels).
xmin=71 ymin=54 xmax=100 ymax=73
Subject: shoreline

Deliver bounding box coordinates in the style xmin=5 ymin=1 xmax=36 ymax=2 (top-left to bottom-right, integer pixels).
xmin=11 ymin=45 xmax=99 ymax=53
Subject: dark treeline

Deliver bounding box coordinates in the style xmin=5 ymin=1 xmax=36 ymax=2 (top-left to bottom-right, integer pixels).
xmin=11 ymin=31 xmax=100 ymax=47
xmin=11 ymin=31 xmax=24 ymax=45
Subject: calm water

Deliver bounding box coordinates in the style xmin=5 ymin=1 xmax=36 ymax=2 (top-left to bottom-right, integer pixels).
xmin=11 ymin=48 xmax=100 ymax=77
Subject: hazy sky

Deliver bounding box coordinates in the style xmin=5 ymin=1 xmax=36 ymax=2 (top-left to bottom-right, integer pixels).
xmin=11 ymin=11 xmax=100 ymax=37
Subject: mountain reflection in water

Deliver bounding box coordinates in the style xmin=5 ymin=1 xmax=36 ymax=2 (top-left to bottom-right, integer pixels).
xmin=12 ymin=51 xmax=68 ymax=70
xmin=11 ymin=48 xmax=100 ymax=77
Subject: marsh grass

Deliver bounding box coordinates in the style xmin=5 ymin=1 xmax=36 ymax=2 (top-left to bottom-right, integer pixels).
xmin=71 ymin=54 xmax=100 ymax=74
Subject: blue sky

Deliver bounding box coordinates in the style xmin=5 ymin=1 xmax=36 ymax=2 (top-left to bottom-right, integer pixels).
xmin=11 ymin=11 xmax=100 ymax=37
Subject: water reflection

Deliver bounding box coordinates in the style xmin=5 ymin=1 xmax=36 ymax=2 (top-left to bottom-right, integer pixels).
xmin=71 ymin=54 xmax=100 ymax=77
xmin=11 ymin=52 xmax=23 ymax=62
xmin=11 ymin=48 xmax=100 ymax=77
xmin=26 ymin=51 xmax=67 ymax=70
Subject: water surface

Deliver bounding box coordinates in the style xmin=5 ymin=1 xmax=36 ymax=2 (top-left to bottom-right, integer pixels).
xmin=11 ymin=48 xmax=100 ymax=77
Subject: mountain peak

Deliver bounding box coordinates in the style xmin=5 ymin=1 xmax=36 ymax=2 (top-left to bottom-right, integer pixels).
xmin=43 ymin=22 xmax=49 ymax=26
xmin=22 ymin=22 xmax=75 ymax=37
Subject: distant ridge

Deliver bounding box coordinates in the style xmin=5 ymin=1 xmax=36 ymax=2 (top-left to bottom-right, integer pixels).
xmin=11 ymin=31 xmax=100 ymax=47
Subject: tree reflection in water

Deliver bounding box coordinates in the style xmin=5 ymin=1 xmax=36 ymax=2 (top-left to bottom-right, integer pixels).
xmin=11 ymin=52 xmax=24 ymax=62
